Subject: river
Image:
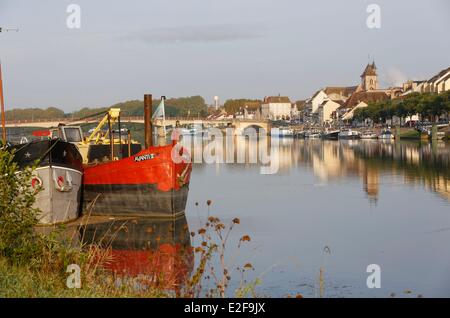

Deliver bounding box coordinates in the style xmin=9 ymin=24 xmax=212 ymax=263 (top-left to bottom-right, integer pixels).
xmin=181 ymin=137 xmax=450 ymax=297
xmin=54 ymin=135 xmax=450 ymax=297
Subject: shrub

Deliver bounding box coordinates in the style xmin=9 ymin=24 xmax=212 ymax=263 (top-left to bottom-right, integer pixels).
xmin=0 ymin=148 xmax=44 ymax=266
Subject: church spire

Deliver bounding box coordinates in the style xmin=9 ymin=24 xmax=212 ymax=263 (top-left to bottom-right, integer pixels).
xmin=361 ymin=60 xmax=378 ymax=91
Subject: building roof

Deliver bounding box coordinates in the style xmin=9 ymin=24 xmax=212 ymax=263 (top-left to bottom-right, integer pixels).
xmin=324 ymin=86 xmax=358 ymax=98
xmin=435 ymin=72 xmax=450 ymax=84
xmin=295 ymin=100 xmax=306 ymax=110
xmin=344 ymin=91 xmax=389 ymax=108
xmin=310 ymin=89 xmax=326 ymax=99
xmin=263 ymin=96 xmax=291 ymax=103
xmin=242 ymin=101 xmax=262 ymax=111
xmin=361 ymin=62 xmax=377 ymax=77
xmin=331 ymin=99 xmax=346 ymax=106
xmin=428 ymin=66 xmax=450 ymax=83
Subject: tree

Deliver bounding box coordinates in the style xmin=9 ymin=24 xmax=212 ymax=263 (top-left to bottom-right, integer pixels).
xmin=427 ymin=94 xmax=445 ymax=122
xmin=415 ymin=93 xmax=433 ymax=121
xmin=402 ymin=94 xmax=419 ymax=126
xmin=441 ymin=90 xmax=450 ymax=119
xmin=224 ymin=99 xmax=261 ymax=115
xmin=395 ymin=100 xmax=407 ymax=126
xmin=0 ymin=149 xmax=42 ymax=265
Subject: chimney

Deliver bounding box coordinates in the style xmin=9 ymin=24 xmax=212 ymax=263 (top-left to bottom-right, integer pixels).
xmin=144 ymin=94 xmax=153 ymax=148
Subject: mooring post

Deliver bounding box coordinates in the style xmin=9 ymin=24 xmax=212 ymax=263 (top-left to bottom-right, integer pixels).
xmin=395 ymin=125 xmax=401 ymax=140
xmin=127 ymin=129 xmax=131 ymax=157
xmin=144 ymin=94 xmax=153 ymax=148
xmin=431 ymin=124 xmax=438 ymax=141
xmin=0 ymin=62 xmax=6 ymax=144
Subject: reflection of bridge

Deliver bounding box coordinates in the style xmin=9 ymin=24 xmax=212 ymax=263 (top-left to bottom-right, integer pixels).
xmin=5 ymin=117 xmax=270 ymax=134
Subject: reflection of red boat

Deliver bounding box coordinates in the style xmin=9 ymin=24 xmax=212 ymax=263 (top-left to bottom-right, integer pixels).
xmin=83 ymin=143 xmax=191 ymax=217
xmin=80 ymin=216 xmax=193 ymax=291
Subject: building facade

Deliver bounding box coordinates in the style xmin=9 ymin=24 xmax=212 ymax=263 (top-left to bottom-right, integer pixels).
xmin=361 ymin=62 xmax=379 ymax=91
xmin=261 ymin=96 xmax=292 ymax=120
xmin=318 ymin=100 xmax=342 ymax=124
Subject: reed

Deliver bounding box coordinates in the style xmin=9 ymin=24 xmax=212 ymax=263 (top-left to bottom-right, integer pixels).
xmin=1 ymin=148 xmax=269 ymax=298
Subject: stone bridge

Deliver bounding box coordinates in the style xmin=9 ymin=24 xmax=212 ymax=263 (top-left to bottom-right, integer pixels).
xmin=5 ymin=117 xmax=270 ymax=135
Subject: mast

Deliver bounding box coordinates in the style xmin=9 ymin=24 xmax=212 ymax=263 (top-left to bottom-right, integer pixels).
xmin=144 ymin=94 xmax=153 ymax=148
xmin=0 ymin=62 xmax=6 ymax=143
xmin=1 ymin=27 xmax=19 ymax=144
xmin=161 ymin=96 xmax=167 ymax=136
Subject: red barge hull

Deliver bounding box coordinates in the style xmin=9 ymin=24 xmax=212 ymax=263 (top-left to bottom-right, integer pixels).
xmin=83 ymin=143 xmax=191 ymax=217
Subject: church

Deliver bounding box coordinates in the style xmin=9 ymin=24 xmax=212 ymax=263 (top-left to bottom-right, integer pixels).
xmin=305 ymin=61 xmax=401 ymax=124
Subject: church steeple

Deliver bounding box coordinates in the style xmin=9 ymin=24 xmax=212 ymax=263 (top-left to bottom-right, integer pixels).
xmin=361 ymin=61 xmax=378 ymax=91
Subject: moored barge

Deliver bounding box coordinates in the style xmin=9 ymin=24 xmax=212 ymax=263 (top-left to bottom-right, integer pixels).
xmin=83 ymin=143 xmax=191 ymax=217
xmin=8 ymin=139 xmax=83 ymax=224
xmin=57 ymin=94 xmax=192 ymax=218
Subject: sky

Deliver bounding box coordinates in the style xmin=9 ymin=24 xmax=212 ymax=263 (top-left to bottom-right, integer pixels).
xmin=0 ymin=0 xmax=449 ymax=111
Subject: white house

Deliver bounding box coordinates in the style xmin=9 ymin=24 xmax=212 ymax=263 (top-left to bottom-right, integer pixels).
xmin=318 ymin=100 xmax=342 ymax=124
xmin=306 ymin=90 xmax=328 ymax=114
xmin=261 ymin=96 xmax=292 ymax=120
xmin=403 ymin=67 xmax=450 ymax=94
xmin=341 ymin=101 xmax=368 ymax=121
xmin=435 ymin=73 xmax=450 ymax=93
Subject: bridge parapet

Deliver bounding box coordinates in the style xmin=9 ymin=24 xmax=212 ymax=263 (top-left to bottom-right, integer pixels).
xmin=5 ymin=116 xmax=271 ymax=133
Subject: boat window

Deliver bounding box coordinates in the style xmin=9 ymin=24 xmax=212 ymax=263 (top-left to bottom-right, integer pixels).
xmin=51 ymin=129 xmax=60 ymax=139
xmin=63 ymin=127 xmax=82 ymax=142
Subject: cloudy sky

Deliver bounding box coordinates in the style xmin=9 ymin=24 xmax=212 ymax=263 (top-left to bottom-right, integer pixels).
xmin=0 ymin=0 xmax=449 ymax=111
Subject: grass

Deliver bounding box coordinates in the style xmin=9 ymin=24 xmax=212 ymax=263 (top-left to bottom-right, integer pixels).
xmin=399 ymin=128 xmax=421 ymax=139
xmin=0 ymin=257 xmax=170 ymax=298
xmin=0 ymin=212 xmax=257 ymax=298
xmin=0 ymin=146 xmax=256 ymax=298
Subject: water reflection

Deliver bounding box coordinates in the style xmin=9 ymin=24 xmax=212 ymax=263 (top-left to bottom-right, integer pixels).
xmin=73 ymin=137 xmax=450 ymax=297
xmin=79 ymin=216 xmax=193 ymax=291
xmin=180 ymin=136 xmax=450 ymax=202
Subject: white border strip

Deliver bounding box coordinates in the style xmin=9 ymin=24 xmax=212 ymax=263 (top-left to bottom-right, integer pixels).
xmin=35 ymin=165 xmax=83 ymax=175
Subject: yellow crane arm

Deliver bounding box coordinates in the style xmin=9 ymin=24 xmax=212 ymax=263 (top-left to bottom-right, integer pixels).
xmin=84 ymin=108 xmax=121 ymax=144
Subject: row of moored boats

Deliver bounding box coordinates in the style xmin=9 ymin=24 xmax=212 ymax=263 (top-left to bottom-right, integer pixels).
xmin=273 ymin=128 xmax=395 ymax=140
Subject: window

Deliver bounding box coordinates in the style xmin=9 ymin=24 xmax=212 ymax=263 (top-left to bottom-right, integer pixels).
xmin=63 ymin=127 xmax=82 ymax=142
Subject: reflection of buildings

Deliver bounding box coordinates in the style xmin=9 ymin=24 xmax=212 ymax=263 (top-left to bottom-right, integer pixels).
xmin=297 ymin=140 xmax=449 ymax=202
xmin=363 ymin=167 xmax=379 ymax=202
xmin=181 ymin=134 xmax=449 ymax=202
xmin=80 ymin=216 xmax=193 ymax=292
xmin=180 ymin=135 xmax=296 ymax=173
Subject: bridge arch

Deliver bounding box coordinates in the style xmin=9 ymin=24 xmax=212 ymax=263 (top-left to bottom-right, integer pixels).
xmin=232 ymin=120 xmax=270 ymax=136
xmin=241 ymin=124 xmax=267 ymax=135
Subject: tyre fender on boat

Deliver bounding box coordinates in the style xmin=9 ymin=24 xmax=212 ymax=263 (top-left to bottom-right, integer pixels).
xmin=53 ymin=169 xmax=73 ymax=192
xmin=31 ymin=175 xmax=43 ymax=193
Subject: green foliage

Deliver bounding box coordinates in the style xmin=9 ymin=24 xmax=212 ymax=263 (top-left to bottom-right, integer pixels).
xmin=0 ymin=148 xmax=43 ymax=265
xmin=353 ymin=92 xmax=450 ymax=123
xmin=6 ymin=96 xmax=208 ymax=121
xmin=165 ymin=96 xmax=208 ymax=117
xmin=224 ymin=99 xmax=261 ymax=115
xmin=5 ymin=107 xmax=65 ymax=121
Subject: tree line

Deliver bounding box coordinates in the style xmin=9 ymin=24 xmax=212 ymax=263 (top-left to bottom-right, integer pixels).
xmin=223 ymin=99 xmax=262 ymax=115
xmin=5 ymin=96 xmax=208 ymax=120
xmin=353 ymin=91 xmax=450 ymax=125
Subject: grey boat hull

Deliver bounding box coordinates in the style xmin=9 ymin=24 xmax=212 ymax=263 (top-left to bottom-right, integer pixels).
xmin=34 ymin=166 xmax=82 ymax=224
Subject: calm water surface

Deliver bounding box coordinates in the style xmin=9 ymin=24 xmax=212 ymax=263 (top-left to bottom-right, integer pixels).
xmin=183 ymin=138 xmax=450 ymax=297
xmin=80 ymin=137 xmax=450 ymax=297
